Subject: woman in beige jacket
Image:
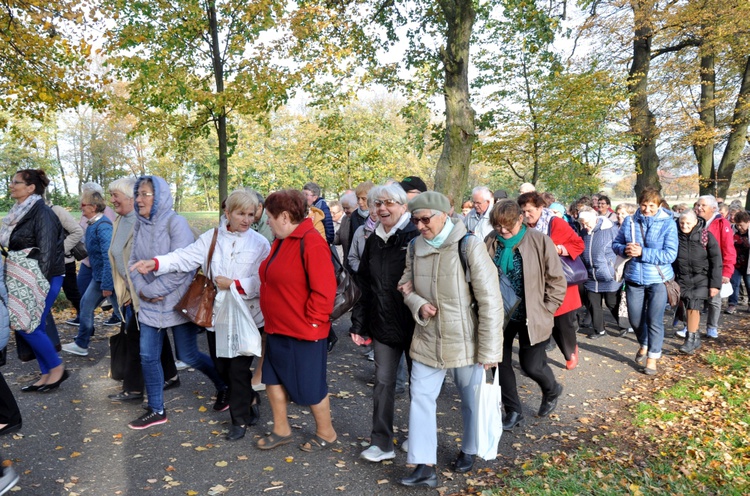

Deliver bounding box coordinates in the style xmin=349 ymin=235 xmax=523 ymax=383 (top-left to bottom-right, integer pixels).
xmin=484 ymin=200 xmax=567 ymax=432
xmin=397 ymin=192 xmax=503 ymax=488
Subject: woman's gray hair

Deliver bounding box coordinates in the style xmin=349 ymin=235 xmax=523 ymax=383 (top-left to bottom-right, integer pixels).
xmin=369 ymin=183 xmax=408 ymax=206
xmin=109 ymin=177 xmax=136 ymax=198
xmin=82 ymin=182 xmax=104 ymax=194
xmin=340 ymin=192 xmax=357 ymax=209
xmin=577 ymin=207 xmax=597 ymax=226
xmin=679 ymin=209 xmax=698 ymax=222
xmin=82 ymin=190 xmax=107 ymax=213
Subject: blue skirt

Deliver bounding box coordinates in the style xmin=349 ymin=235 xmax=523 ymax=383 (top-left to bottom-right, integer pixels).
xmin=262 ymin=333 xmax=328 ymax=406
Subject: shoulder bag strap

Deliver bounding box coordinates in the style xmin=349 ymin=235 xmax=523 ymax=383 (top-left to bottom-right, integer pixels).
xmin=205 ymin=228 xmax=219 ymax=279
xmin=639 ymin=222 xmax=667 ymax=283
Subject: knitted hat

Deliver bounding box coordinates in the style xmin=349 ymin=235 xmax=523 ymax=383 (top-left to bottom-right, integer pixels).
xmin=408 ymin=191 xmax=451 ymax=214
xmin=549 ymin=202 xmax=566 ymax=216
xmin=398 ymin=176 xmax=427 ymax=193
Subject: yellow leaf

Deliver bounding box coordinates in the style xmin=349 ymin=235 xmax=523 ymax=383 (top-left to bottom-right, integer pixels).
xmin=263 ymin=466 xmax=274 ymax=471
xmin=186 ymin=491 xmax=199 ymax=496
xmin=198 ymin=406 xmax=207 ymax=412
xmin=285 ymin=456 xmax=294 ymax=463
xmin=215 ymin=461 xmax=228 ymax=467
xmin=70 ymin=452 xmax=82 ymax=458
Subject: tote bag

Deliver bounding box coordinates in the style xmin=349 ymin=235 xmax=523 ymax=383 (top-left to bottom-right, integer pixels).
xmin=474 ymin=368 xmax=502 ymax=460
xmin=214 ymin=285 xmax=262 ymax=359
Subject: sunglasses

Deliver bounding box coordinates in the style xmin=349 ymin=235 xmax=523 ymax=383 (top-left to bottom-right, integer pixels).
xmin=373 ymin=199 xmax=402 ymax=207
xmin=411 ymin=213 xmax=437 ymax=225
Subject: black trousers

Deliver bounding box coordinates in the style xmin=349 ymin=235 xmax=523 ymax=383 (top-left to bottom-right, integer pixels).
xmin=584 ymin=290 xmax=621 ymax=334
xmin=0 ymin=372 xmax=21 ymax=425
xmin=552 ymin=310 xmax=578 ymax=360
xmin=499 ymin=320 xmax=558 ymax=415
xmin=206 ymin=330 xmax=259 ymax=426
xmin=122 ymin=310 xmax=178 ymax=393
xmin=371 ymin=338 xmax=412 ymax=451
xmin=62 ymin=261 xmax=82 ymax=315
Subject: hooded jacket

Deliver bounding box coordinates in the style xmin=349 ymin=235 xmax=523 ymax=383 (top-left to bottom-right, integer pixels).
xmin=128 ymin=176 xmax=196 ymax=329
xmin=581 ymin=217 xmax=621 ymax=293
xmin=673 ymin=218 xmax=722 ymax=302
xmin=350 ymin=219 xmax=419 ymax=347
xmin=705 ymin=213 xmax=736 ymax=279
xmin=613 ymin=207 xmax=678 ymax=285
xmin=399 ymin=221 xmax=503 ymax=369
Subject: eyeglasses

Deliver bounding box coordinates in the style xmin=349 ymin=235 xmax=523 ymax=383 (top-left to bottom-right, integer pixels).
xmin=135 ymin=192 xmax=154 ymax=198
xmin=374 ymin=199 xmax=402 ymax=208
xmin=411 ymin=213 xmax=437 ymax=225
xmin=80 ymin=203 xmax=91 ymax=208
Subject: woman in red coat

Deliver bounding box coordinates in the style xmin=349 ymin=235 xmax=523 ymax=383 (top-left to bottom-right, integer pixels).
xmin=518 ymin=193 xmax=585 ymax=370
xmin=257 ymin=189 xmax=338 ymax=452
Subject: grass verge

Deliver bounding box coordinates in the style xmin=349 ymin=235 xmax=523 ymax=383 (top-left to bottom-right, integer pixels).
xmin=481 ymin=349 xmax=750 ymax=495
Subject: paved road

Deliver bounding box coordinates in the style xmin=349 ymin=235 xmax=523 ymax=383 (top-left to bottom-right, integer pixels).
xmin=0 ymin=309 xmax=717 ymax=495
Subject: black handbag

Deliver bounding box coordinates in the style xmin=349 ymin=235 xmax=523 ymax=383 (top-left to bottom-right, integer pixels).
xmin=69 ymin=241 xmax=88 ymax=261
xmin=498 ymin=268 xmax=520 ymax=329
xmin=109 ymin=322 xmax=127 ymax=380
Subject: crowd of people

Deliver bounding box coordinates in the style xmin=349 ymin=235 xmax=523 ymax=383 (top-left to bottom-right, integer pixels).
xmin=0 ymin=168 xmax=747 ymax=492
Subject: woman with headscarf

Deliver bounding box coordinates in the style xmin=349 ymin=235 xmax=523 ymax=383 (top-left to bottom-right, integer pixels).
xmin=397 ymin=191 xmax=503 ymax=487
xmin=1 ymin=169 xmax=68 ymax=392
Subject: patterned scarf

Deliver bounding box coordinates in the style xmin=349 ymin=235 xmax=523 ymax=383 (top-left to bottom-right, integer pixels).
xmin=0 ymin=194 xmax=42 ymax=247
xmin=533 ymin=208 xmax=555 ymax=236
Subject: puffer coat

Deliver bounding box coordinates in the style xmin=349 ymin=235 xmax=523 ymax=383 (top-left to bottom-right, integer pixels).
xmin=613 ymin=207 xmax=678 ymax=285
xmin=581 ymin=217 xmax=621 ymax=293
xmin=129 ymin=176 xmax=196 ymax=329
xmin=399 ymin=221 xmax=503 ymax=369
xmin=8 ymin=199 xmax=65 ymax=280
xmin=673 ymin=218 xmax=722 ymax=304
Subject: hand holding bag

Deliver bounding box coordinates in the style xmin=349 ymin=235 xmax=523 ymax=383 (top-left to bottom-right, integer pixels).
xmin=474 ymin=368 xmax=502 ymax=461
xmin=213 ymin=285 xmax=262 ymax=358
xmin=173 ymin=228 xmax=219 ymax=327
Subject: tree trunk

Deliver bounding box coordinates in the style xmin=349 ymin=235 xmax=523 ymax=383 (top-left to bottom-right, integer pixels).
xmin=433 ymin=0 xmax=476 ymax=204
xmin=53 ymin=125 xmax=69 ymax=195
xmin=629 ymin=0 xmax=661 ymax=196
xmin=207 ymin=0 xmax=228 ymax=209
xmin=716 ymin=55 xmax=750 ymax=199
xmin=695 ymin=53 xmax=717 ymax=195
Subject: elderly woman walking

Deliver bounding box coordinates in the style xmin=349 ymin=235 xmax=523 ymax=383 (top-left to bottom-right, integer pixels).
xmin=397 ymin=192 xmax=503 ymax=487
xmin=350 ymin=183 xmax=419 ymax=463
xmin=127 ymin=176 xmax=227 ymax=430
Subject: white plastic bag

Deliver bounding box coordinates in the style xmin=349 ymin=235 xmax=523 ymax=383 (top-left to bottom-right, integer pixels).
xmin=474 ymin=368 xmax=502 ymax=461
xmin=213 ymin=285 xmax=262 ymax=358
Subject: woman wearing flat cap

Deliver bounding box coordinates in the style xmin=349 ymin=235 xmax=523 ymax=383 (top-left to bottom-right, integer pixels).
xmin=396 ymin=191 xmax=503 ymax=487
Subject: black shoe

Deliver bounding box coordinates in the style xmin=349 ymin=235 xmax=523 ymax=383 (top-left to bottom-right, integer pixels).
xmin=613 ymin=327 xmax=629 ymax=338
xmin=65 ymin=317 xmax=80 ymax=326
xmin=21 ymin=382 xmax=45 ymax=393
xmin=38 ymin=370 xmax=70 ymax=393
xmin=108 ymin=391 xmax=144 ymax=402
xmin=213 ymin=389 xmax=230 ymax=412
xmin=400 ymin=464 xmax=437 ymax=488
xmin=502 ymin=411 xmax=524 ymax=431
xmin=589 ymin=331 xmax=606 ymax=340
xmin=326 ymin=329 xmax=338 ymax=353
xmin=452 ymin=451 xmax=474 ymax=473
xmin=163 ymin=376 xmax=181 ymax=391
xmin=538 ymin=383 xmax=563 ymax=417
xmin=0 ymin=421 xmax=22 ymax=436
xmin=545 ymin=340 xmax=556 ymax=352
xmin=248 ymin=391 xmax=261 ymax=426
xmin=225 ymin=424 xmax=246 ymax=441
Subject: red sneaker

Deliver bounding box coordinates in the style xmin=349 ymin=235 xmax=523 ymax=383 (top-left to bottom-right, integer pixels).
xmin=566 ymin=345 xmax=579 ymax=370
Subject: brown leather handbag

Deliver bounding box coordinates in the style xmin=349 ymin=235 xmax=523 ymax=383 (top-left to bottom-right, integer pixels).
xmin=173 ymin=228 xmax=219 ymax=327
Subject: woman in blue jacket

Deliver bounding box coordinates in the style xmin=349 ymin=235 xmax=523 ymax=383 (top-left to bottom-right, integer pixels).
xmin=577 ymin=207 xmax=626 ymax=339
xmin=612 ymin=188 xmax=678 ymax=375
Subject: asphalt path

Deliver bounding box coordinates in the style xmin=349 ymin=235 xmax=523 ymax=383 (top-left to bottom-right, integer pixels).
xmin=0 ymin=308 xmax=709 ymax=495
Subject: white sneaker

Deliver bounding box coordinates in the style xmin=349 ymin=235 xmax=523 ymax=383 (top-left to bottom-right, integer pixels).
xmin=0 ymin=466 xmax=19 ymax=495
xmin=175 ymin=360 xmax=189 ymax=370
xmin=360 ymin=445 xmax=396 ymax=462
xmin=674 ymin=326 xmax=687 ymax=338
xmin=252 ymin=383 xmax=266 ymax=391
xmin=400 ymin=438 xmax=409 ymax=453
xmin=62 ymin=342 xmax=89 ymax=356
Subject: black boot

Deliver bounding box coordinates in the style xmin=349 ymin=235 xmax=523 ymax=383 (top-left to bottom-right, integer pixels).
xmin=679 ymin=332 xmax=693 ymax=354
xmin=400 ymin=464 xmax=437 ymax=487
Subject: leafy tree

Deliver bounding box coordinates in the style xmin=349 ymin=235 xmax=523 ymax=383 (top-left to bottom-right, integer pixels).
xmin=0 ymin=1 xmax=98 ymax=120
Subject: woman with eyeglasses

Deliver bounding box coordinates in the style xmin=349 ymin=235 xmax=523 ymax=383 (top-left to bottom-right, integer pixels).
xmin=485 ymin=200 xmax=566 ymax=432
xmin=397 ymin=192 xmax=503 ymax=487
xmin=349 ymin=183 xmax=419 ymax=464
xmin=1 ymin=169 xmax=68 ymax=393
xmin=126 ymin=176 xmax=227 ymax=430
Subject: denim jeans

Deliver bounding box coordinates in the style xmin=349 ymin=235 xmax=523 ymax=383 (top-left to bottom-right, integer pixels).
xmin=76 ymin=263 xmax=121 ymax=321
xmin=728 ymin=269 xmax=750 ymax=306
xmin=140 ymin=322 xmax=227 ymax=413
xmin=74 ymin=279 xmax=105 ymax=349
xmin=626 ymin=282 xmax=667 ymax=358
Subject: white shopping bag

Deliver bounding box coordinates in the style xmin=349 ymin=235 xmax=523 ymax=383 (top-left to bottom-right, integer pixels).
xmin=213 ymin=285 xmax=262 ymax=358
xmin=474 ymin=368 xmax=502 ymax=460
